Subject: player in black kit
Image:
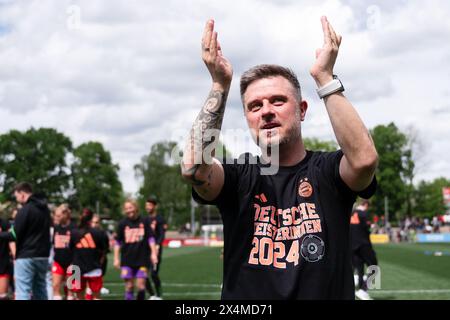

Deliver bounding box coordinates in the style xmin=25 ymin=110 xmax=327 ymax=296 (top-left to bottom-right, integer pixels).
xmin=52 ymin=204 xmax=76 ymax=300
xmin=0 ymin=216 xmax=15 ymax=300
xmin=144 ymin=196 xmax=167 ymax=300
xmin=69 ymin=209 xmax=109 ymax=300
xmin=114 ymin=200 xmax=158 ymax=300
xmin=350 ymin=200 xmax=378 ymax=300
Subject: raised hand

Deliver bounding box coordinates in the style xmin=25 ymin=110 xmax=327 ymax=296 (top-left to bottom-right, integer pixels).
xmin=202 ymin=19 xmax=233 ymax=90
xmin=310 ymin=16 xmax=342 ymax=87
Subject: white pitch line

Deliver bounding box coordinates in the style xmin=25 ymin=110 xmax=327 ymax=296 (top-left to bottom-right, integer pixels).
xmin=104 ymin=282 xmax=221 ymax=288
xmin=104 ymin=292 xmax=221 ymax=297
xmin=103 ymin=289 xmax=450 ymax=298
xmin=102 ymin=284 xmax=450 ymax=295
xmin=370 ymin=289 xmax=450 ymax=294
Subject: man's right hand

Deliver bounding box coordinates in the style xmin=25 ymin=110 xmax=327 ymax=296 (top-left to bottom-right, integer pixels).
xmin=202 ymin=19 xmax=233 ymax=90
xmin=181 ymin=19 xmax=229 ymax=202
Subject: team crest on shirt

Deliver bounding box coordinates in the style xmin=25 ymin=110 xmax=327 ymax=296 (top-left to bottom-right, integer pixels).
xmin=298 ymin=178 xmax=313 ymax=198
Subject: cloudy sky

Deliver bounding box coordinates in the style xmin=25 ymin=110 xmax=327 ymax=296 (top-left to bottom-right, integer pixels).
xmin=0 ymin=0 xmax=449 ymax=195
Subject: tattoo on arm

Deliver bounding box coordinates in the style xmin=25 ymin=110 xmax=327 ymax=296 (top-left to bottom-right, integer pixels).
xmin=182 ymin=89 xmax=228 ymax=185
xmin=192 ymin=89 xmax=227 ymax=149
xmin=181 ymin=163 xmax=207 ymax=186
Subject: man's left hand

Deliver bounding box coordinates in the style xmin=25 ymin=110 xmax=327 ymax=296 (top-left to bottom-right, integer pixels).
xmin=310 ymin=16 xmax=342 ymax=87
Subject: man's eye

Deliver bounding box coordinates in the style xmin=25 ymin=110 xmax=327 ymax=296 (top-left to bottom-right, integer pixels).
xmin=249 ymin=104 xmax=261 ymax=111
xmin=272 ymin=98 xmax=285 ymax=106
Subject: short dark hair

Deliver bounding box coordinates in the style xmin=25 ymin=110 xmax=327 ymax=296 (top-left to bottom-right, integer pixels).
xmin=80 ymin=208 xmax=94 ymax=229
xmin=13 ymin=182 xmax=33 ymax=194
xmin=240 ymin=64 xmax=302 ymax=102
xmin=146 ymin=196 xmax=158 ymax=205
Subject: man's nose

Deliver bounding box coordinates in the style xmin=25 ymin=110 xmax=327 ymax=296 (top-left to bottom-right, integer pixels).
xmin=260 ymin=100 xmax=274 ymax=118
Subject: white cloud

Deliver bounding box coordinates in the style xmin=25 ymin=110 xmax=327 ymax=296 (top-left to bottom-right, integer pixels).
xmin=0 ymin=0 xmax=449 ymax=194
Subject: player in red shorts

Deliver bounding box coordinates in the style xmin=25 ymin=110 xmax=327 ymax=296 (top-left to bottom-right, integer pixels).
xmin=114 ymin=200 xmax=158 ymax=300
xmin=69 ymin=208 xmax=108 ymax=300
xmin=84 ymin=213 xmax=110 ymax=299
xmin=51 ymin=204 xmax=76 ymax=300
xmin=0 ymin=216 xmax=15 ymax=300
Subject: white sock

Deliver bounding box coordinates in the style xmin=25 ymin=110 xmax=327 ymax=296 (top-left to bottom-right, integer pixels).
xmin=53 ymin=295 xmax=63 ymax=300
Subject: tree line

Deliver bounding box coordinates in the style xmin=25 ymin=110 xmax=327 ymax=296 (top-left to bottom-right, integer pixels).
xmin=0 ymin=128 xmax=123 ymax=219
xmin=134 ymin=122 xmax=450 ymax=227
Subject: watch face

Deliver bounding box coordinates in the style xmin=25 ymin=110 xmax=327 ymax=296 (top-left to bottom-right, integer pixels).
xmin=317 ymin=77 xmax=344 ymax=99
xmin=333 ymin=75 xmax=344 ymax=89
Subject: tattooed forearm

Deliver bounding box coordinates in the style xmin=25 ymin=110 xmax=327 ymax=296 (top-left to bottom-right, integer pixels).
xmin=181 ymin=89 xmax=228 ymax=185
xmin=192 ymin=89 xmax=227 ymax=149
xmin=181 ymin=163 xmax=206 ymax=186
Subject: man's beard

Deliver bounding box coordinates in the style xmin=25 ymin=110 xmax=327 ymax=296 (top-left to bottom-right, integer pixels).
xmin=254 ymin=124 xmax=300 ymax=149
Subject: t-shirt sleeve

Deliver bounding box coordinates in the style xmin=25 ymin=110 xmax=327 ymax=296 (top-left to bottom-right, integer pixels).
xmin=156 ymin=218 xmax=165 ymax=244
xmin=0 ymin=220 xmax=14 ymax=241
xmin=146 ymin=219 xmax=155 ymax=239
xmin=115 ymin=222 xmax=124 ymax=245
xmin=69 ymin=230 xmax=76 ymax=250
xmin=319 ymin=150 xmax=377 ymax=200
xmin=99 ymin=230 xmax=109 ymax=252
xmin=102 ymin=231 xmax=110 ymax=253
xmin=192 ymin=161 xmax=240 ymax=207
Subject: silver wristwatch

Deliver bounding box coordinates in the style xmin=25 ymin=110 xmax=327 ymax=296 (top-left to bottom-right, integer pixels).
xmin=316 ymin=75 xmax=345 ymax=99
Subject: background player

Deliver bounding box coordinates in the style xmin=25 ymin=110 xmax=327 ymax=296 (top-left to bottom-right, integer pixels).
xmin=52 ymin=204 xmax=75 ymax=300
xmin=145 ymin=196 xmax=167 ymax=300
xmin=87 ymin=213 xmax=110 ymax=298
xmin=350 ymin=200 xmax=378 ymax=300
xmin=0 ymin=215 xmax=15 ymax=300
xmin=114 ymin=200 xmax=158 ymax=300
xmin=69 ymin=208 xmax=108 ymax=300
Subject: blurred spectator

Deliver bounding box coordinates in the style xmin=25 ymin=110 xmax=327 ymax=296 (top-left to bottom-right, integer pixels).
xmin=432 ymin=216 xmax=440 ymax=233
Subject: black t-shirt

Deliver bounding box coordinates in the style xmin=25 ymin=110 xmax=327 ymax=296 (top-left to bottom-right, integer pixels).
xmin=116 ymin=216 xmax=153 ymax=268
xmin=147 ymin=214 xmax=167 ymax=246
xmin=70 ymin=227 xmax=108 ymax=274
xmin=350 ymin=209 xmax=372 ymax=250
xmin=193 ymin=150 xmax=376 ymax=300
xmin=53 ymin=222 xmax=76 ymax=268
xmin=0 ymin=219 xmax=13 ymax=274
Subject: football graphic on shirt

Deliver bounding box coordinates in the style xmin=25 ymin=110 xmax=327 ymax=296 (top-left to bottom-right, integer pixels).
xmin=298 ymin=178 xmax=313 ymax=198
xmin=300 ymin=235 xmax=325 ymax=262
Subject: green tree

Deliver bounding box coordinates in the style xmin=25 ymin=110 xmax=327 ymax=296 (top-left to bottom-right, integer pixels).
xmin=303 ymin=137 xmax=338 ymax=152
xmin=371 ymin=123 xmax=414 ymax=219
xmin=135 ymin=141 xmax=191 ymax=228
xmin=0 ymin=127 xmax=72 ymax=203
xmin=413 ymin=177 xmax=450 ymax=218
xmin=71 ymin=142 xmax=123 ymax=219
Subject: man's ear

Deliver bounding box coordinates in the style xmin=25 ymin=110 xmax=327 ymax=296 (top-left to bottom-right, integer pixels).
xmin=300 ymin=100 xmax=308 ymax=121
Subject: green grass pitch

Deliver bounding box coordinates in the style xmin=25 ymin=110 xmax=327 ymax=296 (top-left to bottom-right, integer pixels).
xmin=101 ymin=243 xmax=450 ymax=300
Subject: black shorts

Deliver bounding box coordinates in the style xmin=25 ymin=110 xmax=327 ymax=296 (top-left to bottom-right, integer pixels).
xmin=352 ymin=244 xmax=378 ymax=267
xmin=0 ymin=262 xmax=13 ymax=277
